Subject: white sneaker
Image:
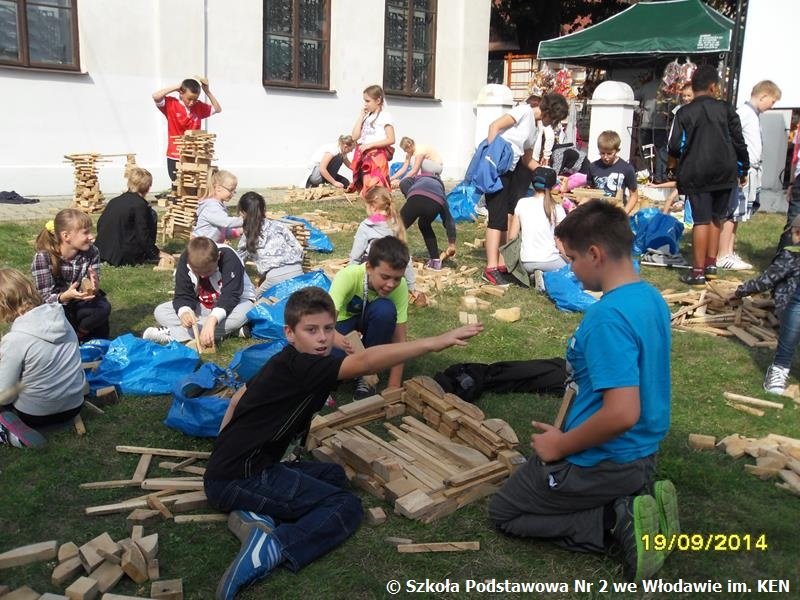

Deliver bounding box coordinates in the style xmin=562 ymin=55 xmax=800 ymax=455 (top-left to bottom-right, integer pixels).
xmin=763 ymin=364 xmax=790 ymax=395
xmin=475 ymin=205 xmax=488 ymax=217
xmin=718 ymin=253 xmax=753 ymax=270
xmin=143 ymin=326 xmax=174 ymax=345
xmin=533 ymin=270 xmax=546 ymax=293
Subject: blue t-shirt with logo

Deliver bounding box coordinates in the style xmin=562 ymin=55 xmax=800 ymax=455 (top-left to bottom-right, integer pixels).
xmin=564 ymin=280 xmax=671 ymax=467
xmin=589 ymin=158 xmax=637 ymax=198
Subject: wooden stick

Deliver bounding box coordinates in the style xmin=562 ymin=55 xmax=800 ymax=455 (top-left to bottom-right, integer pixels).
xmin=725 ymin=401 xmax=765 ymax=417
xmin=553 ymin=385 xmax=576 ymax=430
xmin=173 ymin=514 xmax=227 ymax=523
xmin=723 ymin=392 xmax=784 ymax=410
xmin=116 ymin=446 xmax=211 ymax=459
xmin=396 ymin=541 xmax=480 ymax=553
xmin=344 ymin=331 xmax=379 ymax=386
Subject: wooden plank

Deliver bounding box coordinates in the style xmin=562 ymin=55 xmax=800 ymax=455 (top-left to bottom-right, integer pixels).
xmin=115 ymin=446 xmax=211 ymax=459
xmin=65 ymin=577 xmax=99 ymax=600
xmin=170 ymin=490 xmax=208 ymax=513
xmin=58 ymin=541 xmax=79 ymax=563
xmin=147 ymin=495 xmax=174 ymax=519
xmin=337 ymin=394 xmax=388 ymax=415
xmin=0 ymin=540 xmax=57 ymax=569
xmin=444 ymin=461 xmax=505 ymax=487
xmin=74 ymin=414 xmax=87 ymax=435
xmin=397 ymin=541 xmax=480 ymax=553
xmin=344 ymin=331 xmax=378 ymax=386
xmin=150 ymin=579 xmax=183 ymax=600
xmin=90 ymin=561 xmax=124 ymax=593
xmin=394 ymin=489 xmax=436 ymax=519
xmin=688 ymin=433 xmax=716 ymax=450
xmin=723 ymin=392 xmax=783 ymax=410
xmin=119 ymin=539 xmax=148 ymax=584
xmin=132 ymin=454 xmax=153 ymax=482
xmin=726 ymin=401 xmax=764 ymax=417
xmin=140 ymin=478 xmax=204 ymax=491
xmin=554 ymin=385 xmax=576 ymax=430
xmin=727 ymin=326 xmax=760 ymax=347
xmin=85 ymin=492 xmax=183 ymax=516
xmin=80 ymin=480 xmax=140 ymax=490
xmin=51 ymin=556 xmax=83 ymax=586
xmin=157 ymin=461 xmax=206 ymax=476
xmin=173 ymin=514 xmax=227 ymax=523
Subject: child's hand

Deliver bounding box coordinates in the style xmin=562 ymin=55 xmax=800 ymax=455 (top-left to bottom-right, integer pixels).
xmin=88 ymin=267 xmax=99 ymax=291
xmin=180 ymin=312 xmax=198 ymax=328
xmin=60 ymin=282 xmax=93 ymax=303
xmin=333 ymin=181 xmax=344 ymax=189
xmin=434 ymin=323 xmax=484 ymax=350
xmin=199 ymin=319 xmax=217 ymax=348
xmin=726 ymin=292 xmax=741 ymax=304
xmin=530 ymin=421 xmax=565 ymax=462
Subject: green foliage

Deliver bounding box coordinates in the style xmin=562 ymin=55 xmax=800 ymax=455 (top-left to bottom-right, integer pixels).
xmin=0 ymin=206 xmax=797 ymax=598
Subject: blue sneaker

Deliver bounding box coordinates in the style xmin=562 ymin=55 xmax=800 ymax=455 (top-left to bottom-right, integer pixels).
xmin=0 ymin=411 xmax=46 ymax=448
xmin=227 ymin=510 xmax=276 ymax=544
xmin=216 ymin=528 xmax=283 ymax=600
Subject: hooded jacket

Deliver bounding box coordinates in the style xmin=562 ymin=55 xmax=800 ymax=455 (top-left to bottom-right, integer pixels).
xmin=0 ymin=303 xmax=86 ymax=416
xmin=348 ymin=218 xmax=416 ymax=292
xmin=735 ymin=246 xmax=800 ymax=317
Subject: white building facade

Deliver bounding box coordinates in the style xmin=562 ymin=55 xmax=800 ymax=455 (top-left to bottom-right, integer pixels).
xmin=0 ymin=0 xmax=490 ymax=195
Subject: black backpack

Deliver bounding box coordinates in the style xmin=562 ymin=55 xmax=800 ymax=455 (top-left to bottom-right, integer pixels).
xmin=433 ymin=358 xmax=567 ymax=403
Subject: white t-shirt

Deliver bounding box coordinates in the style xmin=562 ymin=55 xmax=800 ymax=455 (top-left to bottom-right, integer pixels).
xmin=514 ymin=195 xmax=565 ymax=263
xmin=358 ymin=110 xmax=394 ymax=145
xmin=500 ymin=104 xmax=537 ymax=168
xmin=310 ymin=142 xmax=340 ymax=166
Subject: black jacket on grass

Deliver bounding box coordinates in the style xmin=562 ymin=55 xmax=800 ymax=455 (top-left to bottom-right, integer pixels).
xmin=96 ymin=192 xmax=160 ymax=266
xmin=667 ymin=95 xmax=749 ymax=194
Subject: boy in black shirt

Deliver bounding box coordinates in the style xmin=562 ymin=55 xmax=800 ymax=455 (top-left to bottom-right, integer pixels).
xmin=204 ymin=286 xmax=482 ymax=599
xmin=588 ymin=130 xmax=639 ymax=215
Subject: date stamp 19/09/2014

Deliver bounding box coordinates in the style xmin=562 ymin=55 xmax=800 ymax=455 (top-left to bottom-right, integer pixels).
xmin=640 ymin=532 xmax=768 ymax=552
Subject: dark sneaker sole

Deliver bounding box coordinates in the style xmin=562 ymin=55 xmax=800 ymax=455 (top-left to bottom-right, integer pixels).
xmin=228 ymin=510 xmax=275 ymax=544
xmin=0 ymin=412 xmax=46 ymax=448
xmin=632 ymin=495 xmax=664 ymax=581
xmin=654 ymin=481 xmax=680 ymax=556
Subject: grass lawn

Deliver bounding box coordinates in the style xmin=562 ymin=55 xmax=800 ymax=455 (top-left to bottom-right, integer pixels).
xmin=0 ymin=200 xmax=798 ymax=599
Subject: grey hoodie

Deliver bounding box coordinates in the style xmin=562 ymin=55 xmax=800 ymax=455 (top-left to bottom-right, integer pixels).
xmin=349 ymin=218 xmax=416 ymax=291
xmin=0 ymin=303 xmax=86 ymax=416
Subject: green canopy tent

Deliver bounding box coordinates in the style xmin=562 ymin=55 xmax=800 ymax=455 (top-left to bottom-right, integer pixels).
xmin=537 ymin=0 xmax=733 ymax=65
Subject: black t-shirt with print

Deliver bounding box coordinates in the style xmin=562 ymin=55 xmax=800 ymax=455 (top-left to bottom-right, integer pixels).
xmin=205 ymin=345 xmax=345 ymax=481
xmin=589 ymin=158 xmax=637 ymax=197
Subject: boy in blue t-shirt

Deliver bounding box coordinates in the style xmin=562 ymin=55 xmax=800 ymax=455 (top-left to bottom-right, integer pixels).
xmin=489 ymin=201 xmax=677 ymax=583
xmin=589 ymin=130 xmax=639 ymax=215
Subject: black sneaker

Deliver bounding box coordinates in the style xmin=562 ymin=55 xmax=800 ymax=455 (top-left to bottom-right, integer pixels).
xmin=353 ymin=377 xmax=377 ymax=400
xmin=610 ymin=495 xmax=664 ymax=582
xmin=679 ymin=272 xmax=706 ymax=286
xmin=482 ymin=268 xmax=501 ymax=285
xmin=703 ymin=265 xmax=718 ymax=279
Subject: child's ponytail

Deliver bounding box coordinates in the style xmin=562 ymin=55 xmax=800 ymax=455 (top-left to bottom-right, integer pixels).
xmin=365 ymin=186 xmax=406 ymax=242
xmin=237 ymin=192 xmax=267 ymax=255
xmin=35 ymin=220 xmax=63 ymax=277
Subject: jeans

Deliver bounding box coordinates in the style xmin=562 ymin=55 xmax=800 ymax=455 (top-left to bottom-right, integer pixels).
xmin=205 ymin=460 xmax=363 ymax=571
xmin=335 ymin=297 xmax=397 ymax=348
xmin=774 ymin=285 xmax=800 ymax=368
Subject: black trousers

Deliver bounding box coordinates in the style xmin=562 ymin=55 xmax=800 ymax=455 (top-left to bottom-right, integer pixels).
xmin=64 ymin=293 xmax=111 ymax=340
xmin=400 ymin=195 xmax=456 ymax=259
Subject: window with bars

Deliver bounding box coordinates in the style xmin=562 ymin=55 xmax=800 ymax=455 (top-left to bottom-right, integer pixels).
xmin=263 ymin=0 xmax=330 ymax=89
xmin=0 ymin=0 xmax=80 ymax=70
xmin=383 ymin=0 xmax=436 ymax=97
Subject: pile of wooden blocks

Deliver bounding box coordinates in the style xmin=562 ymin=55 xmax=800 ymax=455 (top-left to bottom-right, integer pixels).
xmin=283 ymin=185 xmax=357 ymax=203
xmin=160 ymin=131 xmax=216 ymax=241
xmin=0 ymin=531 xmax=182 ymax=599
xmin=661 ymin=280 xmax=779 ymax=349
xmin=288 ymin=209 xmax=359 ymax=235
xmin=689 ymin=431 xmax=800 ymax=497
xmin=65 ymin=153 xmax=107 ymax=213
xmin=307 ymin=376 xmax=525 ymax=523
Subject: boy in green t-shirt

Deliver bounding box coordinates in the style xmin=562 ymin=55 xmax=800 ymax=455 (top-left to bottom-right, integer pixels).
xmin=328 ymin=236 xmax=409 ymax=399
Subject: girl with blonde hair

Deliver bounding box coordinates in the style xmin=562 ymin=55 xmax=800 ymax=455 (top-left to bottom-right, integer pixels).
xmin=192 ymin=169 xmax=243 ymax=243
xmin=306 ymin=134 xmax=356 ymax=189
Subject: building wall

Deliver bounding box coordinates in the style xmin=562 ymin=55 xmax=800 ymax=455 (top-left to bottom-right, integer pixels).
xmin=0 ymin=0 xmax=490 ymax=196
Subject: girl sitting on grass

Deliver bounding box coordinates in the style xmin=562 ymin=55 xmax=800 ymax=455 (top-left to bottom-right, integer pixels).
xmin=193 ymin=169 xmax=243 ymax=243
xmin=236 ymin=192 xmax=304 ymax=294
xmin=0 ymin=268 xmax=86 ymax=448
xmin=31 ymin=208 xmax=111 ymax=341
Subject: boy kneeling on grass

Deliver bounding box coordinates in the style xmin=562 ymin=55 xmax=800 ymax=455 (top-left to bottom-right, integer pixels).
xmin=489 ymin=201 xmax=678 ymax=582
xmin=203 ymin=286 xmax=483 ymax=599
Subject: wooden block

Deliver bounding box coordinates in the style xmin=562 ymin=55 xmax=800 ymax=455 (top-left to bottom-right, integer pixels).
xmin=147 ymin=495 xmax=173 ymax=519
xmin=422 ymin=406 xmax=441 ymax=428
xmin=344 ymin=331 xmax=379 ymax=386
xmin=688 ymin=433 xmax=716 ymax=450
xmin=395 ymin=489 xmax=436 ymax=519
xmin=384 ymin=537 xmax=413 ymax=546
xmin=384 ymin=403 xmax=406 ymax=419
xmin=58 ymin=541 xmax=79 ymax=563
xmin=65 ymin=576 xmax=99 ymax=600
xmin=726 ymin=401 xmax=765 ymax=417
xmin=94 ymin=386 xmax=119 ymax=407
xmin=497 ymin=449 xmax=527 ymax=472
xmin=130 ymin=526 xmax=143 ymax=540
xmin=90 ymin=561 xmax=124 ymax=593
xmin=52 ymin=555 xmax=84 ymax=586
xmin=442 ymin=393 xmax=485 ymax=422
xmin=140 ymin=478 xmax=204 ymax=491
xmin=81 ymin=276 xmax=95 ymax=295
xmin=492 ymin=307 xmax=521 ymax=322
xmin=372 ymin=457 xmax=403 ymax=482
xmin=482 ymin=418 xmax=519 ymax=445
xmin=147 ymin=558 xmax=160 ymax=581
xmin=365 ymin=507 xmax=387 ymax=526
xmin=40 ymin=594 xmax=69 ymax=600
xmin=82 ymin=360 xmax=101 ymax=372
xmin=97 ymin=548 xmax=121 ymax=565
xmin=727 ymin=325 xmax=760 ymax=347
xmin=120 ymin=540 xmax=148 ymax=584
xmin=397 ymin=541 xmax=480 ymax=553
xmin=151 ymin=579 xmax=182 ymax=600
xmin=467 ymin=313 xmax=479 ymax=324
xmin=79 ymin=533 xmax=119 ymax=574
xmin=126 ymin=508 xmax=162 ymax=526
xmin=74 ymin=414 xmax=87 ymax=435
xmin=444 ymin=461 xmax=505 ymax=487
xmin=80 ymin=480 xmax=140 ymax=491
xmin=778 ymin=468 xmax=800 ymax=493
xmin=0 ymin=539 xmax=58 ymax=569
xmin=4 ymin=588 xmax=41 ymax=600
xmin=479 ymin=284 xmax=505 ymax=297
xmin=722 ymin=391 xmax=783 ymax=410
xmin=134 ymin=534 xmax=158 ymax=562
xmin=383 ymin=477 xmax=418 ymax=502
xmin=743 ymin=464 xmax=781 ymax=479
xmin=156 ymin=461 xmax=206 ymax=476
xmin=173 ymin=514 xmax=227 ymax=523
xmin=170 ymin=491 xmax=208 ymax=513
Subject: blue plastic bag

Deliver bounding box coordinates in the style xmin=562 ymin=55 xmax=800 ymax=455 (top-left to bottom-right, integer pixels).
xmin=446 ymin=183 xmax=481 ymax=222
xmin=390 ymin=162 xmax=409 ymax=178
xmin=283 ymin=216 xmax=334 ymax=253
xmin=247 ymin=270 xmax=332 ymax=340
xmin=630 ymin=208 xmax=684 ymax=255
xmin=228 ymin=339 xmax=288 ymax=382
xmin=164 ymin=363 xmax=241 ymax=437
xmin=86 ymin=334 xmax=199 ymax=395
xmin=542 ymin=265 xmax=597 ymax=313
xmin=80 ymin=339 xmax=111 ymax=363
